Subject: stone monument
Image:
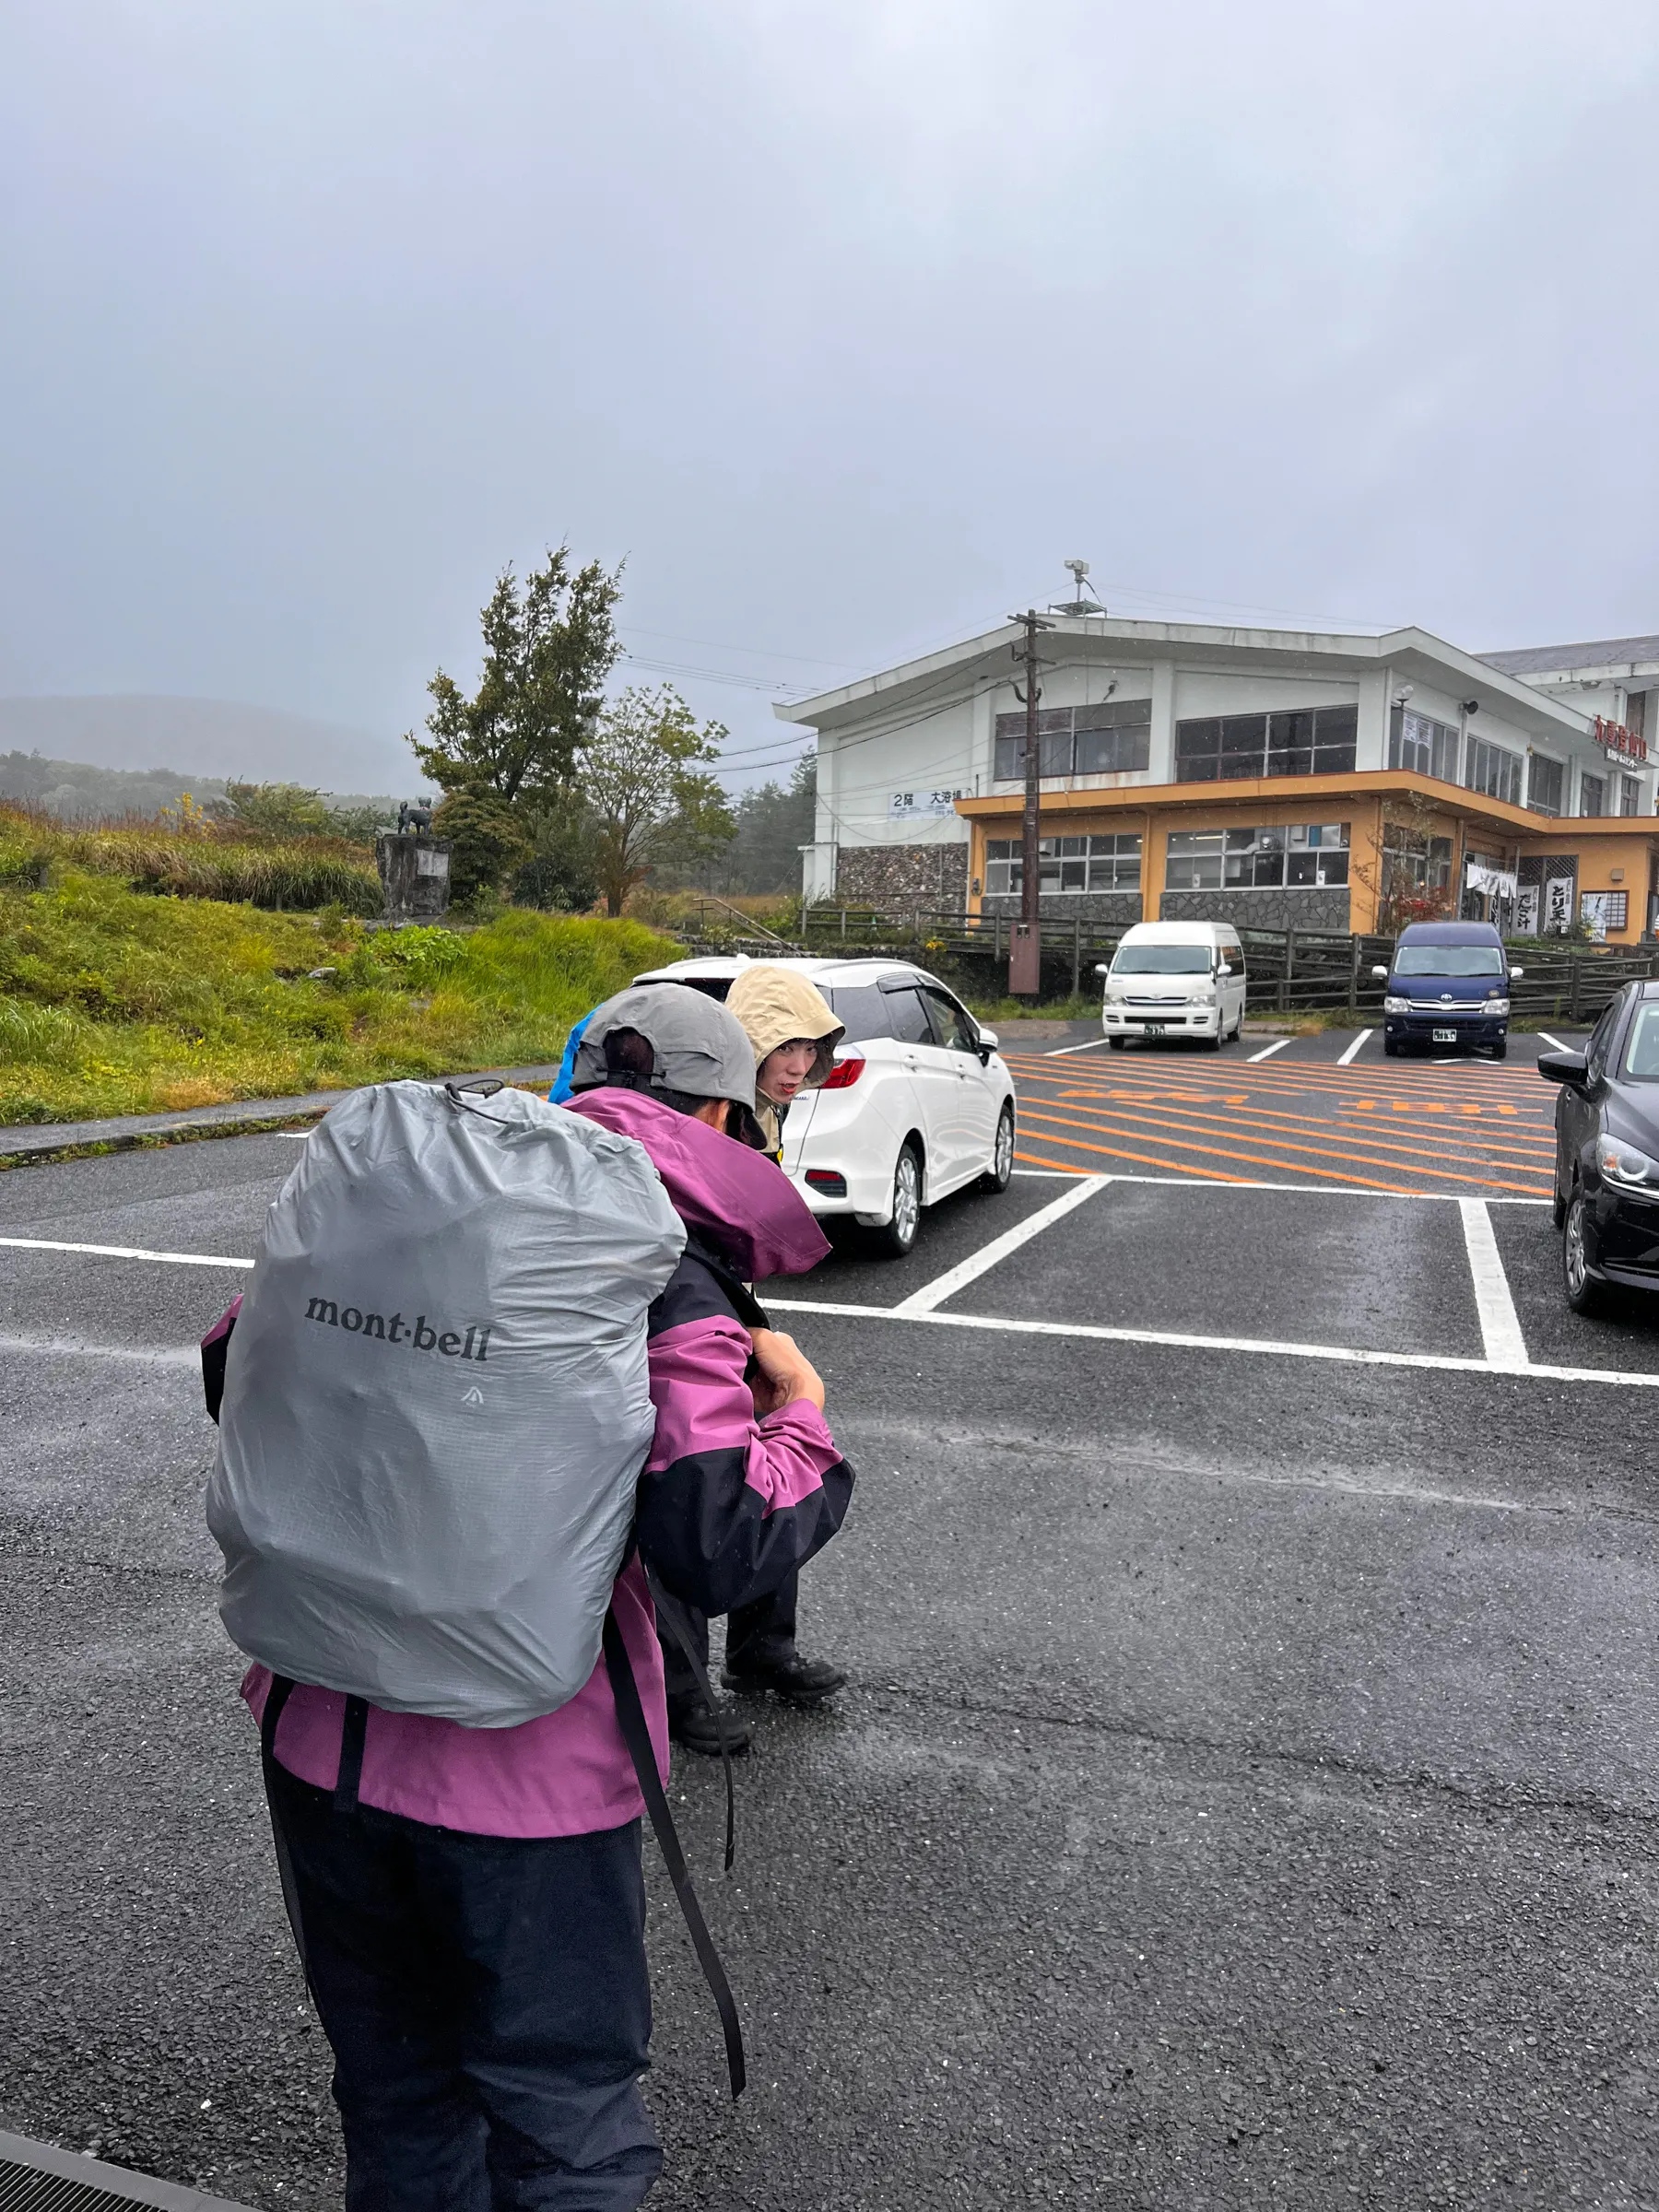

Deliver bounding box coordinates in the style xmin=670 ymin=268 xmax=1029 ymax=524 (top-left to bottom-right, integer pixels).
xmin=376 ymin=801 xmax=453 ymax=923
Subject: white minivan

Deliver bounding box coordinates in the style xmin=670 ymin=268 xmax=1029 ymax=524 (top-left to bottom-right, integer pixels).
xmin=1097 ymin=921 xmax=1247 ymax=1049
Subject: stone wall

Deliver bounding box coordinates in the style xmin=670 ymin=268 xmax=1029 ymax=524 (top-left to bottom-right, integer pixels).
xmin=834 ymin=842 xmax=969 ymax=912
xmin=1158 ymin=886 xmax=1351 ymax=932
xmin=980 ymin=891 xmax=1144 ymax=927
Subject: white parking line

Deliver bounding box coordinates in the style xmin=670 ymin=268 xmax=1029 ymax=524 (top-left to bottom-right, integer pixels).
xmin=1247 ymin=1037 xmax=1291 ymax=1063
xmin=0 ymin=1235 xmax=253 ymax=1268
xmin=1336 ymin=1030 xmax=1372 ymax=1066
xmin=1537 ymin=1032 xmax=1569 ymax=1053
xmin=0 ymin=1332 xmax=198 ymax=1366
xmin=893 ymin=1175 xmax=1110 ymax=1315
xmin=1043 ymin=1035 xmax=1113 ymax=1057
xmin=1458 ymin=1199 xmax=1529 ymax=1371
xmin=762 ymin=1295 xmax=1659 ymax=1389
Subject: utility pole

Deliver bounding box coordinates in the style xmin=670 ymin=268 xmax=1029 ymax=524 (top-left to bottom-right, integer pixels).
xmin=1008 ymin=608 xmax=1053 ymax=997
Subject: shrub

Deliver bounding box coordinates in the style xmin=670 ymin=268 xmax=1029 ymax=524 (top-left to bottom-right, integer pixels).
xmin=430 ymin=789 xmax=531 ymax=905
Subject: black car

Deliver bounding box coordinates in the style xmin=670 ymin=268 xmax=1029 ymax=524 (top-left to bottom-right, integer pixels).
xmin=1540 ymin=980 xmax=1659 ymax=1313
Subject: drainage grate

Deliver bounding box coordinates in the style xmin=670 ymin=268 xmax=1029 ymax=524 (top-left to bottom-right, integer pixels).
xmin=0 ymin=2133 xmax=256 ymax=2212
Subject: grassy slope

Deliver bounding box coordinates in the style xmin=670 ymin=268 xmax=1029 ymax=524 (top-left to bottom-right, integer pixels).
xmin=0 ymin=869 xmax=677 ymax=1123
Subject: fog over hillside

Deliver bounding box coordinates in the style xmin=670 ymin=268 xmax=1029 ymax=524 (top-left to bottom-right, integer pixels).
xmin=0 ymin=697 xmax=420 ymax=796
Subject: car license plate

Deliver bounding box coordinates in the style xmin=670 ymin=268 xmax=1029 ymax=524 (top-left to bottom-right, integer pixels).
xmin=1143 ymin=1023 xmax=1166 ymax=1037
xmin=1432 ymin=1027 xmax=1458 ymax=1042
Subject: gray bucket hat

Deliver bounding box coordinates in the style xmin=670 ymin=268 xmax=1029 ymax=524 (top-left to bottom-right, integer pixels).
xmin=572 ymin=984 xmax=760 ymax=1122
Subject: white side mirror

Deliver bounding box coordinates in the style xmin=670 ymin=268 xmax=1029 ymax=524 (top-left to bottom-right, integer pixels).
xmin=976 ymin=1026 xmax=1000 ymax=1052
xmin=1371 ymin=965 xmax=1389 ymax=981
xmin=1093 ymin=963 xmax=1110 ymax=977
xmin=1509 ymin=965 xmax=1524 ymax=980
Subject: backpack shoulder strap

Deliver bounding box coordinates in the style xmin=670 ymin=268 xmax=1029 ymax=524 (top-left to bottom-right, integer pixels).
xmin=603 ymin=1608 xmax=747 ymax=2100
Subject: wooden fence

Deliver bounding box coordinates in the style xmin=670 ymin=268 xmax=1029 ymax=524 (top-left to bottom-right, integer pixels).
xmin=768 ymin=904 xmax=1659 ymax=1021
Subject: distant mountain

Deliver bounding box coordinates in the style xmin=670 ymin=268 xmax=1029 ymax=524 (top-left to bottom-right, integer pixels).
xmin=0 ymin=752 xmax=229 ymax=818
xmin=0 ymin=696 xmax=424 ymax=797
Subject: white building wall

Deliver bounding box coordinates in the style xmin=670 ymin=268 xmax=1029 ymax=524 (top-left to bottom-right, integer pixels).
xmin=1171 ymin=669 xmax=1361 ymax=719
xmin=1147 ymin=661 xmax=1176 ymax=782
xmin=820 ymin=694 xmax=979 ymax=852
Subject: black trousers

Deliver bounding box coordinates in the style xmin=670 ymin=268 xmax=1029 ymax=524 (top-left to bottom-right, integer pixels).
xmin=265 ymin=1761 xmax=662 ymax=2212
xmin=659 ymin=1567 xmax=797 ymax=1710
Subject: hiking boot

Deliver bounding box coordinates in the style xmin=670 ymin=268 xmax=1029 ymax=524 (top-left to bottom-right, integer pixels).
xmin=666 ymin=1694 xmax=752 ymax=1759
xmin=723 ymin=1650 xmax=847 ymax=1705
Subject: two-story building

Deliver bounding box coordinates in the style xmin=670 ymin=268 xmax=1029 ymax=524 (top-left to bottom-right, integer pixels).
xmin=775 ymin=617 xmax=1659 ymax=943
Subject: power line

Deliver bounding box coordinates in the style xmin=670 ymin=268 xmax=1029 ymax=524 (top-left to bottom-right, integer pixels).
xmin=618 ymin=624 xmax=859 ymax=673
xmin=617 ymin=651 xmax=792 ymax=694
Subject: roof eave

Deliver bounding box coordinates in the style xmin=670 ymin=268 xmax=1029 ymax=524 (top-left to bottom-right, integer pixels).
xmin=773 ymin=615 xmax=1596 ymax=740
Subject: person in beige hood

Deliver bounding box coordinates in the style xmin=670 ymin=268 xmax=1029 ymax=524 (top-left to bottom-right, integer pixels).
xmin=726 ymin=964 xmax=846 ymax=1161
xmin=656 ymin=964 xmax=850 ymax=1753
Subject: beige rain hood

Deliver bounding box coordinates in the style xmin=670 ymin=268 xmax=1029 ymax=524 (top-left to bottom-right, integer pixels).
xmin=725 ymin=966 xmax=845 ymax=1089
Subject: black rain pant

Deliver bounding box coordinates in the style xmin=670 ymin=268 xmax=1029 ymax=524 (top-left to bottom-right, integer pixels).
xmin=265 ymin=1760 xmax=662 ymax=2212
xmin=659 ymin=1568 xmax=797 ymax=1711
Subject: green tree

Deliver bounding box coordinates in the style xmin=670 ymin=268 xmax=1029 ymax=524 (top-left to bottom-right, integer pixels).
xmin=409 ymin=549 xmax=623 ymax=807
xmin=430 ymin=786 xmax=532 ymax=907
xmin=580 ymin=685 xmax=735 ymax=915
xmin=221 ymin=782 xmax=333 ymax=837
xmin=719 ymin=752 xmax=817 ymax=893
xmin=512 ymin=790 xmax=602 ymax=912
xmin=321 ymin=796 xmax=397 ymax=847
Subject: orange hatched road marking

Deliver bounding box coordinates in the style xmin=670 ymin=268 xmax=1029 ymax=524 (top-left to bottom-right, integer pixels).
xmin=1033 ymin=1085 xmax=1554 ymax=1178
xmin=1014 ymin=1110 xmax=1430 ymax=1195
xmin=1017 ymin=1102 xmax=1548 ymax=1196
xmin=1010 ymin=1061 xmax=1551 ymax=1111
xmin=1003 ymin=1048 xmax=1548 ymax=1096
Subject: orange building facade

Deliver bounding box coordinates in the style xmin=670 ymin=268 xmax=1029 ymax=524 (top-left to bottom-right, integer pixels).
xmin=956 ymin=771 xmax=1659 ymax=944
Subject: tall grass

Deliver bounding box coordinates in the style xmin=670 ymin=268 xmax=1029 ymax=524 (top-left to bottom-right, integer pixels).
xmin=0 ymin=800 xmax=382 ymax=912
xmin=0 ymin=866 xmax=678 ymax=1124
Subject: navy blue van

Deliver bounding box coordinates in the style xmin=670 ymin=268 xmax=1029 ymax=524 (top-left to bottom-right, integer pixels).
xmin=1373 ymin=921 xmax=1522 ymax=1060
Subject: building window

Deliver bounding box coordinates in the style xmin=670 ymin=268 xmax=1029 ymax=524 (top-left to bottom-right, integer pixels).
xmin=984 ymin=833 xmax=1142 ymax=896
xmin=1579 ymin=771 xmax=1606 ymax=817
xmin=1174 ymin=704 xmax=1357 ymax=783
xmin=1582 ymin=890 xmax=1629 ymax=936
xmin=1465 ymin=735 xmax=1524 ymax=807
xmin=1528 ymin=754 xmax=1565 ymax=817
xmin=993 ymin=700 xmax=1151 ymax=782
xmin=1622 ymin=775 xmax=1643 ymax=817
xmin=1388 ymin=707 xmax=1459 ymax=781
xmin=1166 ymin=822 xmax=1349 ymax=891
xmin=1382 ymin=830 xmax=1454 ymax=902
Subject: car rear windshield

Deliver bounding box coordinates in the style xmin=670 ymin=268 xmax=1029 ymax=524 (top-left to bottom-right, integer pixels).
xmin=1624 ymin=1006 xmax=1659 ymax=1082
xmin=1111 ymin=946 xmax=1213 ymax=974
xmin=819 ymin=983 xmax=890 ymax=1041
xmin=1393 ymin=945 xmax=1505 ymax=977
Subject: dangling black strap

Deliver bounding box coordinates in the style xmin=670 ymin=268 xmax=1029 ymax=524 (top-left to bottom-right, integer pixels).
xmin=603 ymin=1609 xmax=746 ymax=2100
xmin=258 ymin=1675 xmax=316 ymax=2000
xmin=645 ymin=1570 xmax=736 ymax=1874
xmin=334 ymin=1696 xmax=370 ymax=1813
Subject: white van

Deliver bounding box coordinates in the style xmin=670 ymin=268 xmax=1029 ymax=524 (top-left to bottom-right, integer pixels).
xmin=1096 ymin=921 xmax=1247 ymax=1050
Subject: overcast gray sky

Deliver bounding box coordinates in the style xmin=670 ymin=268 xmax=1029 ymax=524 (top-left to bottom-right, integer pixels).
xmin=3 ymin=0 xmax=1656 ymax=788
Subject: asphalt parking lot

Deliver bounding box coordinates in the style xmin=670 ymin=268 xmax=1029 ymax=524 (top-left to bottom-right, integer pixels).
xmin=5 ymin=1034 xmax=1659 ymax=2211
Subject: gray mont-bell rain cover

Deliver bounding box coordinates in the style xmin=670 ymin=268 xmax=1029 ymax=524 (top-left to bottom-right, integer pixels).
xmin=206 ymin=1080 xmax=686 ymax=1727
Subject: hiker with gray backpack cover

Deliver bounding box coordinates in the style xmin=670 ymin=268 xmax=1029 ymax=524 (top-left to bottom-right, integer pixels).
xmin=204 ymin=983 xmax=853 ymax=2210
